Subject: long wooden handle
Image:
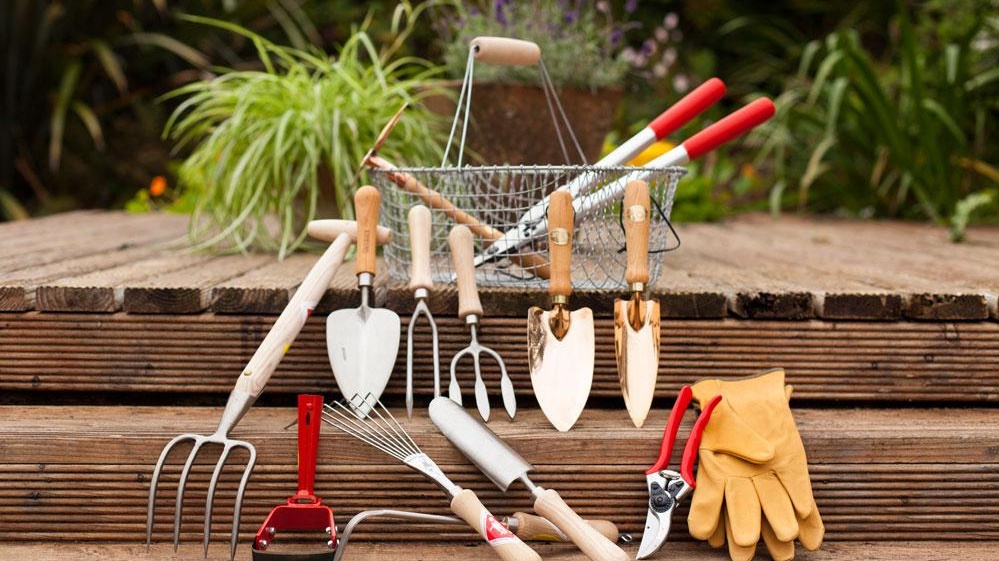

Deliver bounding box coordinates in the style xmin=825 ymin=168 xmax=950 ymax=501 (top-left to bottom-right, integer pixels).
xmin=533 ymin=489 xmax=628 ymax=561
xmin=408 ymin=205 xmax=434 ymax=291
xmin=234 ymin=234 xmax=351 ymax=397
xmin=623 ymin=180 xmax=651 ymax=286
xmin=471 ymin=37 xmax=541 ymax=66
xmin=450 ymin=489 xmax=542 ymax=561
xmin=354 ymin=186 xmax=381 ymax=276
xmin=506 ymin=512 xmax=619 ymax=543
xmin=307 ymin=219 xmax=392 ymax=245
xmin=546 ymin=191 xmax=574 ymax=300
xmin=449 ymin=225 xmax=483 ymax=319
xmin=366 ymin=156 xmax=551 ymax=278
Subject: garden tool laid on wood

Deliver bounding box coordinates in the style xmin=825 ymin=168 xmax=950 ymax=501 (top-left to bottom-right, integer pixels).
xmin=252 ymin=395 xmax=336 ymax=561
xmin=429 ymin=396 xmax=629 ymax=561
xmin=327 ymin=186 xmax=400 ymax=418
xmin=322 ymin=394 xmax=542 ymax=561
xmin=333 ymin=509 xmax=622 ymax=561
xmin=475 ymin=98 xmax=775 ymax=269
xmin=528 ymin=191 xmax=593 ymax=432
xmin=448 ymin=225 xmax=515 ymax=421
xmin=406 ymin=205 xmax=440 ymax=418
xmin=307 ymin=219 xmax=393 ymax=245
xmin=473 ymin=78 xmax=726 ymax=268
xmin=614 ymin=180 xmax=659 ymax=429
xmin=636 ymin=386 xmax=721 ymax=560
xmin=147 ymin=230 xmax=354 ymax=560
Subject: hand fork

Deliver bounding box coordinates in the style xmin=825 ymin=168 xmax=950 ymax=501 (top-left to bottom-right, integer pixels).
xmin=448 ymin=225 xmax=515 ymax=421
xmin=406 ymin=205 xmax=441 ymax=417
xmin=146 ymin=233 xmax=352 ymax=559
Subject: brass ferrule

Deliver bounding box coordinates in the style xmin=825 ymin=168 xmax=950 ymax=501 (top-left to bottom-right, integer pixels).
xmin=627 ymin=291 xmax=646 ymax=332
xmin=551 ymin=294 xmax=568 ymax=305
xmin=549 ymin=303 xmax=572 ymax=340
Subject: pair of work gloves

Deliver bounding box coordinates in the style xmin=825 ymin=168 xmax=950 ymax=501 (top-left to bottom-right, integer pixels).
xmin=687 ymin=369 xmax=824 ymax=561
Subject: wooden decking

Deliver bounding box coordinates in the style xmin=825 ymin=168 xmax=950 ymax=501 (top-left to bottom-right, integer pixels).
xmin=1 ymin=210 xmax=997 ymax=560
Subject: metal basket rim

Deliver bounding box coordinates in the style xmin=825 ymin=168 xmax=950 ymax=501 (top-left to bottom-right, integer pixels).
xmin=369 ymin=164 xmax=688 ymax=176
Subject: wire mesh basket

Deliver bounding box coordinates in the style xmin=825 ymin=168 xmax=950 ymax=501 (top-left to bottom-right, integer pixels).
xmin=373 ymin=165 xmax=685 ymax=290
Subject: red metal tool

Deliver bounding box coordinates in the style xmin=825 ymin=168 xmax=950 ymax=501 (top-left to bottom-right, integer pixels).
xmin=636 ymin=386 xmax=721 ymax=559
xmin=253 ymin=394 xmax=336 ymax=559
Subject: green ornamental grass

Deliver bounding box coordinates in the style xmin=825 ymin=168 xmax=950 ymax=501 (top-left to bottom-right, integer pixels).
xmin=163 ymin=6 xmax=445 ymax=258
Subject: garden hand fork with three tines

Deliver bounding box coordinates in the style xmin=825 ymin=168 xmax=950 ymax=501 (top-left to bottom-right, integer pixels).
xmin=146 ymin=232 xmax=353 ymax=559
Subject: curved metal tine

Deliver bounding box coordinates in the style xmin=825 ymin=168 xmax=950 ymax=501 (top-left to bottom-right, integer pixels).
xmin=472 ymin=349 xmax=490 ymax=421
xmin=146 ymin=433 xmax=198 ymax=547
xmin=202 ymin=442 xmax=237 ymax=558
xmin=229 ymin=440 xmax=256 ymax=561
xmin=406 ymin=308 xmax=420 ymax=418
xmin=482 ymin=344 xmax=514 ymax=418
xmin=449 ymin=348 xmax=475 ymax=406
xmin=173 ymin=436 xmax=210 ymax=550
xmin=428 ymin=309 xmax=441 ymax=398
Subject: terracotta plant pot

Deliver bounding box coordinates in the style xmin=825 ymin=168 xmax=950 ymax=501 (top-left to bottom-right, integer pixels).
xmin=426 ymin=81 xmax=623 ymax=166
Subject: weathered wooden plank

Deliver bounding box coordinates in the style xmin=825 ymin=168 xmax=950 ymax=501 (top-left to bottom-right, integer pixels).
xmin=2 ymin=314 xmax=997 ymax=401
xmin=122 ymin=254 xmax=274 ymax=314
xmin=6 ymin=541 xmax=998 ymax=561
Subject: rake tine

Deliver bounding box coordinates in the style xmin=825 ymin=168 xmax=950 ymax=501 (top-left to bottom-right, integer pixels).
xmin=230 ymin=442 xmax=257 ymax=561
xmin=367 ymin=396 xmax=421 ymax=455
xmin=173 ymin=437 xmax=208 ymax=550
xmin=449 ymin=350 xmax=469 ymax=406
xmin=146 ymin=433 xmax=196 ymax=546
xmin=203 ymin=442 xmax=236 ymax=558
xmin=324 ymin=402 xmax=408 ymax=461
xmin=472 ymin=349 xmax=490 ymax=421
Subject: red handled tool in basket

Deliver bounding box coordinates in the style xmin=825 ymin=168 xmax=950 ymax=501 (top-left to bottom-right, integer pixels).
xmin=253 ymin=394 xmax=336 ymax=560
xmin=636 ymin=386 xmax=722 ymax=560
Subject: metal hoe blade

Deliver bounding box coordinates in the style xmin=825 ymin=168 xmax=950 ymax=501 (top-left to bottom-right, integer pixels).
xmin=528 ymin=307 xmax=595 ymax=432
xmin=146 ymin=392 xmax=257 ymax=560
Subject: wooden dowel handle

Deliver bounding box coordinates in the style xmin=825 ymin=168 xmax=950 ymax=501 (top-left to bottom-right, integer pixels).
xmin=365 ymin=156 xmax=551 ymax=278
xmin=353 ymin=186 xmax=381 ymax=276
xmin=449 ymin=225 xmax=483 ymax=319
xmin=623 ymin=180 xmax=651 ymax=286
xmin=307 ymin=219 xmax=392 ymax=245
xmin=546 ymin=191 xmax=574 ymax=300
xmin=505 ymin=512 xmax=619 ymax=543
xmin=450 ymin=489 xmax=542 ymax=561
xmin=408 ymin=205 xmax=434 ymax=291
xmin=234 ymin=234 xmax=351 ymax=397
xmin=471 ymin=37 xmax=541 ymax=66
xmin=533 ymin=489 xmax=629 ymax=561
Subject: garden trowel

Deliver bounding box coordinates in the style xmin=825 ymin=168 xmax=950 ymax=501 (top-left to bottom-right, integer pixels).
xmin=528 ymin=191 xmax=594 ymax=432
xmin=614 ymin=180 xmax=660 ymax=429
xmin=327 ymin=186 xmax=400 ymax=418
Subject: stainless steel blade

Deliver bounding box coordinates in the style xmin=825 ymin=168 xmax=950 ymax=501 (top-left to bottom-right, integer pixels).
xmin=615 ymin=299 xmax=660 ymax=429
xmin=327 ymin=306 xmax=401 ymax=418
xmin=528 ymin=307 xmax=595 ymax=432
xmin=635 ymin=506 xmax=669 ymax=559
xmin=428 ymin=396 xmax=532 ymax=491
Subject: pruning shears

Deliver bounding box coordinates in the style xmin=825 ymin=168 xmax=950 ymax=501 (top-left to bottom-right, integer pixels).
xmin=636 ymin=385 xmax=721 ymax=559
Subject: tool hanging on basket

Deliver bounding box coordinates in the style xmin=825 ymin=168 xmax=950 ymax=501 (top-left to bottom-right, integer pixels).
xmin=448 ymin=224 xmax=514 ymax=421
xmin=252 ymin=395 xmax=336 ymax=561
xmin=637 ymin=387 xmax=722 ymax=559
xmin=429 ymin=396 xmax=630 ymax=561
xmin=146 ymin=225 xmax=358 ymax=560
xmin=326 ymin=186 xmax=400 ymax=418
xmin=475 ymin=97 xmax=776 ymax=269
xmin=321 ymin=394 xmax=543 ymax=561
xmin=405 ymin=205 xmax=441 ymax=418
xmin=528 ymin=191 xmax=594 ymax=432
xmin=615 ymin=180 xmax=660 ymax=429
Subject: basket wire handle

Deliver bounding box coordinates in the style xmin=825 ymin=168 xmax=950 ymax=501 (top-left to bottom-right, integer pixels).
xmin=616 ymin=193 xmax=681 ymax=255
xmin=442 ymin=37 xmax=587 ymax=168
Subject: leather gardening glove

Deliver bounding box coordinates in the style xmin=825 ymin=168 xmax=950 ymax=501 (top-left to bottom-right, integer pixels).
xmin=686 ymin=369 xmax=824 ymax=561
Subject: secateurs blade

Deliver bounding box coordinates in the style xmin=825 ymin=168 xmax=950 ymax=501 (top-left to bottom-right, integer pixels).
xmin=636 ymin=386 xmax=722 ymax=560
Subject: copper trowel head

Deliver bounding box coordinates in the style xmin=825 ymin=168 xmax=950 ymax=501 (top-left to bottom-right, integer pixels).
xmin=528 ymin=306 xmax=594 ymax=432
xmin=614 ymin=298 xmax=660 ymax=428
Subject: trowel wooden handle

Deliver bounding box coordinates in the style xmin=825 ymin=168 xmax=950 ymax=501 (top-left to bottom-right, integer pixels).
xmin=506 ymin=512 xmax=619 ymax=543
xmin=546 ymin=191 xmax=574 ymax=300
xmin=533 ymin=489 xmax=629 ymax=561
xmin=365 ymin=156 xmax=551 ymax=278
xmin=307 ymin=219 xmax=392 ymax=245
xmin=471 ymin=37 xmax=541 ymax=66
xmin=354 ymin=186 xmax=381 ymax=276
xmin=408 ymin=205 xmax=433 ymax=291
xmin=451 ymin=489 xmax=542 ymax=561
xmin=234 ymin=234 xmax=351 ymax=397
xmin=449 ymin=225 xmax=483 ymax=319
xmin=623 ymin=180 xmax=651 ymax=286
